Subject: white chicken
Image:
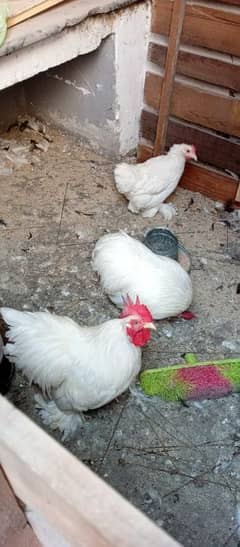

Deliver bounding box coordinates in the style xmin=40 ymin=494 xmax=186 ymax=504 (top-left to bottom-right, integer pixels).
xmin=92 ymin=232 xmax=193 ymax=320
xmin=1 ymin=301 xmax=155 ymax=439
xmin=114 ymin=143 xmax=197 ymax=220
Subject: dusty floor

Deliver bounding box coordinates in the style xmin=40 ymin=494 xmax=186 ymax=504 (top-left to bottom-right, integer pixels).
xmin=1 ymin=122 xmax=240 ymax=547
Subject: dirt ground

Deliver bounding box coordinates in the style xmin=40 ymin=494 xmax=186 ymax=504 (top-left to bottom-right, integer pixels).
xmin=1 ymin=121 xmax=240 ymax=547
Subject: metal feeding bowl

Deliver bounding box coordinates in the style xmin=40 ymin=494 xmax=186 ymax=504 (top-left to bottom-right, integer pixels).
xmin=143 ymin=227 xmax=191 ymax=272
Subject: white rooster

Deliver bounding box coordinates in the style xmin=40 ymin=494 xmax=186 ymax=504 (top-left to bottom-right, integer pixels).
xmin=92 ymin=232 xmax=193 ymax=320
xmin=1 ymin=300 xmax=155 ymax=439
xmin=114 ymin=143 xmax=197 ymax=220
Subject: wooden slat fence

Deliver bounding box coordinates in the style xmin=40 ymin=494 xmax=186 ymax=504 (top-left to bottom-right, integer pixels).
xmin=138 ymin=0 xmax=240 ymax=205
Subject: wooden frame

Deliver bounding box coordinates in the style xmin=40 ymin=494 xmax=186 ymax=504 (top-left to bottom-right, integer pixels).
xmin=0 ymin=396 xmax=181 ymax=547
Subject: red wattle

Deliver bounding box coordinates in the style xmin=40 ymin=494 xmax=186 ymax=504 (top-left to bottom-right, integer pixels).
xmin=127 ymin=327 xmax=151 ymax=347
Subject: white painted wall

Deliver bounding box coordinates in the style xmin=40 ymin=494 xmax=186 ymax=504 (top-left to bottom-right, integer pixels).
xmin=114 ymin=1 xmax=151 ymax=154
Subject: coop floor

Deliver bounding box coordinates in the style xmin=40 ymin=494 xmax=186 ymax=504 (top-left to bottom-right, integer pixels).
xmin=1 ymin=123 xmax=240 ymax=547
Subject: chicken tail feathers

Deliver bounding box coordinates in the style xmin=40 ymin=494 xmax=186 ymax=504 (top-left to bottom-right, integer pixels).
xmin=114 ymin=163 xmax=136 ymax=194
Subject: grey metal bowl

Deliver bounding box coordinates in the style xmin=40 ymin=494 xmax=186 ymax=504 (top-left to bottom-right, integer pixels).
xmin=143 ymin=227 xmax=192 ymax=272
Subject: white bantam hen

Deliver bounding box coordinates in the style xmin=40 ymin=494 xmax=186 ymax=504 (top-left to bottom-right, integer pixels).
xmin=114 ymin=143 xmax=197 ymax=220
xmin=92 ymin=232 xmax=193 ymax=320
xmin=0 ymin=300 xmax=155 ymax=439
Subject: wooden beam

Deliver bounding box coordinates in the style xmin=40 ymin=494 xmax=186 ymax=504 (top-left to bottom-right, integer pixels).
xmin=141 ymin=111 xmax=240 ymax=175
xmin=148 ymin=42 xmax=240 ymax=93
xmin=152 ymin=0 xmax=240 ymax=57
xmin=153 ymin=0 xmax=186 ymax=155
xmin=137 ymin=144 xmax=238 ymax=204
xmin=144 ymin=72 xmax=240 ymax=138
xmin=0 ymin=396 xmax=181 ymax=547
xmin=8 ymin=0 xmax=67 ymax=28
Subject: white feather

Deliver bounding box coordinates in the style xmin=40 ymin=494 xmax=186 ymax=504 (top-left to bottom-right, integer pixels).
xmin=114 ymin=144 xmax=196 ymax=218
xmin=92 ymin=232 xmax=193 ymax=319
xmin=1 ymin=307 xmax=142 ymax=437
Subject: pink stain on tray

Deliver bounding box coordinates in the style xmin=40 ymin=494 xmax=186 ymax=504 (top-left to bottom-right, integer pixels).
xmin=176 ymin=364 xmax=232 ymax=400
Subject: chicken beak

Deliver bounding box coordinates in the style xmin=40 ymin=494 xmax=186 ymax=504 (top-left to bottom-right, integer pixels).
xmin=192 ymin=153 xmax=198 ymax=161
xmin=143 ymin=322 xmax=156 ymax=330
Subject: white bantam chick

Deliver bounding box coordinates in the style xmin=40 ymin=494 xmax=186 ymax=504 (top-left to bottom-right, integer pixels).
xmin=0 ymin=301 xmax=155 ymax=440
xmin=114 ymin=143 xmax=197 ymax=220
xmin=92 ymin=232 xmax=193 ymax=320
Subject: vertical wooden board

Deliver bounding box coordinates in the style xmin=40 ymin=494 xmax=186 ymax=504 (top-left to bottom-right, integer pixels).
xmin=148 ymin=42 xmax=240 ymax=92
xmin=153 ymin=0 xmax=186 ymax=154
xmin=152 ymin=0 xmax=240 ymax=57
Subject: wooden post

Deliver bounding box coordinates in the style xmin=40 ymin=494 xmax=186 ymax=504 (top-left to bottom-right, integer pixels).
xmin=7 ymin=0 xmax=67 ymax=29
xmin=153 ymin=0 xmax=186 ymax=156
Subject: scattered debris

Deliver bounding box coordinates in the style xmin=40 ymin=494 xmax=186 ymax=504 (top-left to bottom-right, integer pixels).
xmin=0 ymin=218 xmax=7 ymax=228
xmin=17 ymin=115 xmax=52 ymax=142
xmin=214 ymin=201 xmax=225 ymax=211
xmin=27 ymin=232 xmax=33 ymax=240
xmin=30 ymin=138 xmax=49 ymax=153
xmin=0 ymin=117 xmax=53 ymax=174
xmin=236 ymin=283 xmax=240 ymax=295
xmin=162 ymin=325 xmax=173 ymax=338
xmin=184 ymin=197 xmax=194 ymax=212
xmin=199 ymin=257 xmax=208 ymax=267
xmin=75 ymin=210 xmax=95 ymax=217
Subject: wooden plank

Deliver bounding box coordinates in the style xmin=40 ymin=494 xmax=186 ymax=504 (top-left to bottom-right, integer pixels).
xmin=0 ymin=467 xmax=40 ymax=546
xmin=141 ymin=111 xmax=240 ymax=175
xmin=235 ymin=183 xmax=240 ymax=203
xmin=137 ymin=144 xmax=238 ymax=204
xmin=137 ymin=143 xmax=153 ymax=163
xmin=0 ymin=396 xmax=181 ymax=547
xmin=148 ymin=42 xmax=240 ymax=93
xmin=153 ymin=0 xmax=186 ymax=155
xmin=8 ymin=0 xmax=67 ymax=28
xmin=144 ymin=72 xmax=240 ymax=138
xmin=181 ymin=163 xmax=239 ymax=204
xmin=8 ymin=1 xmax=45 ymax=18
xmin=216 ymin=0 xmax=240 ymax=4
xmin=144 ymin=71 xmax=163 ymax=111
xmin=152 ymin=0 xmax=240 ymax=57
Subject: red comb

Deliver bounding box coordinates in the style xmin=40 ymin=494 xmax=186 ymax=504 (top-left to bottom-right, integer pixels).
xmin=120 ymin=295 xmax=153 ymax=322
xmin=191 ymin=144 xmax=197 ymax=153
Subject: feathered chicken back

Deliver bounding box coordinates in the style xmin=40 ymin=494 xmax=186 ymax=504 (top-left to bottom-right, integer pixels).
xmin=114 ymin=144 xmax=197 ymax=219
xmin=92 ymin=232 xmax=193 ymax=320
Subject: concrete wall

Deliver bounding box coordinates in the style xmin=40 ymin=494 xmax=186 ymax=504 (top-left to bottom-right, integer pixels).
xmin=0 ymin=83 xmax=26 ymax=132
xmin=24 ymin=36 xmax=119 ymax=155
